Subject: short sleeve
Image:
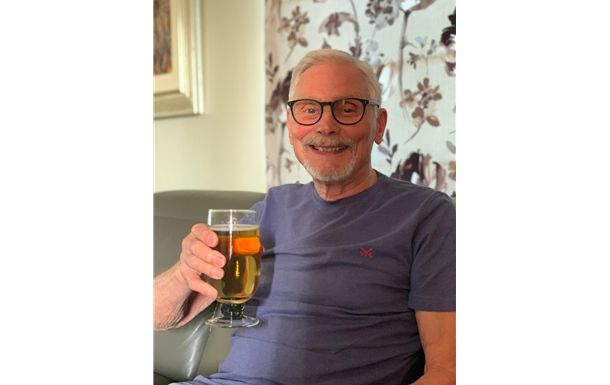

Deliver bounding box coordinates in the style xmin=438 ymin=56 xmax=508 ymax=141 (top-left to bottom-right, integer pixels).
xmin=250 ymin=199 xmax=265 ymax=223
xmin=407 ymin=192 xmax=456 ymax=311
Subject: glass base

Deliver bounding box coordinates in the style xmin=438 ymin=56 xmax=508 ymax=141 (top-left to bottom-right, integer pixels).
xmin=205 ymin=302 xmax=260 ymax=328
xmin=205 ymin=314 xmax=260 ymax=328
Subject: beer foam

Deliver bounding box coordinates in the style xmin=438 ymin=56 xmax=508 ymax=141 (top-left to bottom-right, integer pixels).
xmin=209 ymin=224 xmax=259 ymax=232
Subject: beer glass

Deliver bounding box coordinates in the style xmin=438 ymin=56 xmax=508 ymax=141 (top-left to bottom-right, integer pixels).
xmin=205 ymin=209 xmax=262 ymax=328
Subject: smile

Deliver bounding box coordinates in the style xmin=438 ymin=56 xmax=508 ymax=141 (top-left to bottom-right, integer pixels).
xmin=309 ymin=145 xmax=349 ymax=153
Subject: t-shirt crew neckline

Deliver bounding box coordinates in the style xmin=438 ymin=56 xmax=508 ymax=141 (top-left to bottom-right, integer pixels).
xmin=309 ymin=170 xmax=386 ymax=209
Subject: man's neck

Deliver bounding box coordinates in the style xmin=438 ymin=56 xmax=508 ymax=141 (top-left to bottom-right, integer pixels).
xmin=313 ymin=168 xmax=378 ymax=202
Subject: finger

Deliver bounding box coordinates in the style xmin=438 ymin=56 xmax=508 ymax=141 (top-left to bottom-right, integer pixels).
xmin=181 ymin=235 xmax=225 ymax=268
xmin=190 ymin=240 xmax=226 ymax=267
xmin=180 ymin=249 xmax=225 ymax=280
xmin=182 ymin=268 xmax=218 ymax=299
xmin=191 ymin=223 xmax=218 ymax=247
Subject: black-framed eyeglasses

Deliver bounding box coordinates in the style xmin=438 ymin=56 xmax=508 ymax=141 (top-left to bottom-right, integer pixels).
xmin=287 ymin=98 xmax=380 ymax=126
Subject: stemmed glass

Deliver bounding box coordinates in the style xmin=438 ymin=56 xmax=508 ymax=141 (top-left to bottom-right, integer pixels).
xmin=205 ymin=209 xmax=262 ymax=328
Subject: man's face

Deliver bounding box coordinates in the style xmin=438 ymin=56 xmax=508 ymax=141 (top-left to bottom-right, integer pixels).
xmin=287 ymin=61 xmax=387 ymax=184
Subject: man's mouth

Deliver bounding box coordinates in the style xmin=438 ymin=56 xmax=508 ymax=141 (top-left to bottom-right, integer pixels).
xmin=308 ymin=145 xmax=349 ymax=153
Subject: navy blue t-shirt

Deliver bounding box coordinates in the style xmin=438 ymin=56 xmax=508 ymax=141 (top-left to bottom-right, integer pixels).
xmin=185 ymin=173 xmax=455 ymax=385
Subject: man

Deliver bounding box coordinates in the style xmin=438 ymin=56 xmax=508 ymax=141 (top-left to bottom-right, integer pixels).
xmin=154 ymin=49 xmax=456 ymax=385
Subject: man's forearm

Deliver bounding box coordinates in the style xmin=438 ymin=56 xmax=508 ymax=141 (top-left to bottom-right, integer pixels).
xmin=153 ymin=263 xmax=192 ymax=331
xmin=410 ymin=366 xmax=455 ymax=385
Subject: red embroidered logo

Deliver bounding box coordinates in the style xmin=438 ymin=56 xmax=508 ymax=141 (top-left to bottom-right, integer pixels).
xmin=359 ymin=247 xmax=374 ymax=258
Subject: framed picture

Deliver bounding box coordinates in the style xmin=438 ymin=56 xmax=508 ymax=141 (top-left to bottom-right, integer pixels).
xmin=154 ymin=0 xmax=204 ymax=119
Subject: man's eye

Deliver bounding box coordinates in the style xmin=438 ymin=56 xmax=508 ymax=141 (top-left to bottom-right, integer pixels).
xmin=297 ymin=104 xmax=319 ymax=114
xmin=339 ymin=103 xmax=358 ymax=114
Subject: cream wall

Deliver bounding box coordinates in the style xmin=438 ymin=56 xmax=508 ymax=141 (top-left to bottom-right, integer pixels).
xmin=154 ymin=0 xmax=266 ymax=193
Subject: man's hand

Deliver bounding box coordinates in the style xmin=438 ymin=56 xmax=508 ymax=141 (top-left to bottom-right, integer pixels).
xmin=177 ymin=223 xmax=226 ymax=297
xmin=153 ymin=223 xmax=226 ymax=330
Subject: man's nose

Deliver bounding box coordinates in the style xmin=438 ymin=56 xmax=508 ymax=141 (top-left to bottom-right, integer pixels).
xmin=316 ymin=105 xmax=339 ymax=135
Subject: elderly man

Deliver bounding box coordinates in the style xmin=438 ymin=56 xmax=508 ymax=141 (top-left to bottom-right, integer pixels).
xmin=154 ymin=48 xmax=456 ymax=385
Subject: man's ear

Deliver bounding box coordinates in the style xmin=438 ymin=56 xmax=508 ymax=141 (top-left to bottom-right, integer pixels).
xmin=288 ymin=130 xmax=294 ymax=145
xmin=374 ymin=108 xmax=388 ymax=144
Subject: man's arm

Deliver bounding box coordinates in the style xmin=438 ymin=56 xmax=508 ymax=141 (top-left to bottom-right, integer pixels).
xmin=153 ymin=224 xmax=225 ymax=331
xmin=153 ymin=262 xmax=194 ymax=330
xmin=411 ymin=311 xmax=456 ymax=385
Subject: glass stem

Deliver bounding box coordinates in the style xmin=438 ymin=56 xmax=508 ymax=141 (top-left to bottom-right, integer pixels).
xmin=221 ymin=303 xmax=245 ymax=319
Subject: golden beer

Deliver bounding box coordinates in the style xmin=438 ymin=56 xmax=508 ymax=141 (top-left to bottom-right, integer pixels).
xmin=208 ymin=225 xmax=262 ymax=304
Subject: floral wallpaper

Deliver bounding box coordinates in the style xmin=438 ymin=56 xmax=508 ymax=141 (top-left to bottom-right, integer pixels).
xmin=265 ymin=0 xmax=456 ymax=197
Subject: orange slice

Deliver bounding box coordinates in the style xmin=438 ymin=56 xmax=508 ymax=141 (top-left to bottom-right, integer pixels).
xmin=232 ymin=237 xmax=261 ymax=254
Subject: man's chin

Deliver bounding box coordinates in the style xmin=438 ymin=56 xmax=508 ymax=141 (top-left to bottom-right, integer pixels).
xmin=303 ymin=161 xmax=355 ymax=184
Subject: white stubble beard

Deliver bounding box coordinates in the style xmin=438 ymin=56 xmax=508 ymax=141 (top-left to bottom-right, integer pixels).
xmin=300 ymin=146 xmax=357 ymax=184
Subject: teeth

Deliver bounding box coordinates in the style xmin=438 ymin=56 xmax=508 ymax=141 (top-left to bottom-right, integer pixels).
xmin=313 ymin=146 xmax=345 ymax=152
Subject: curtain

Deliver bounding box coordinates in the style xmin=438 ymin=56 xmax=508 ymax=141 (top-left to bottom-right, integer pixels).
xmin=265 ymin=0 xmax=456 ymax=197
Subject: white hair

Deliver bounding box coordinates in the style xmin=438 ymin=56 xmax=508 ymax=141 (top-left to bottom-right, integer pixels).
xmin=288 ymin=49 xmax=382 ymax=103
